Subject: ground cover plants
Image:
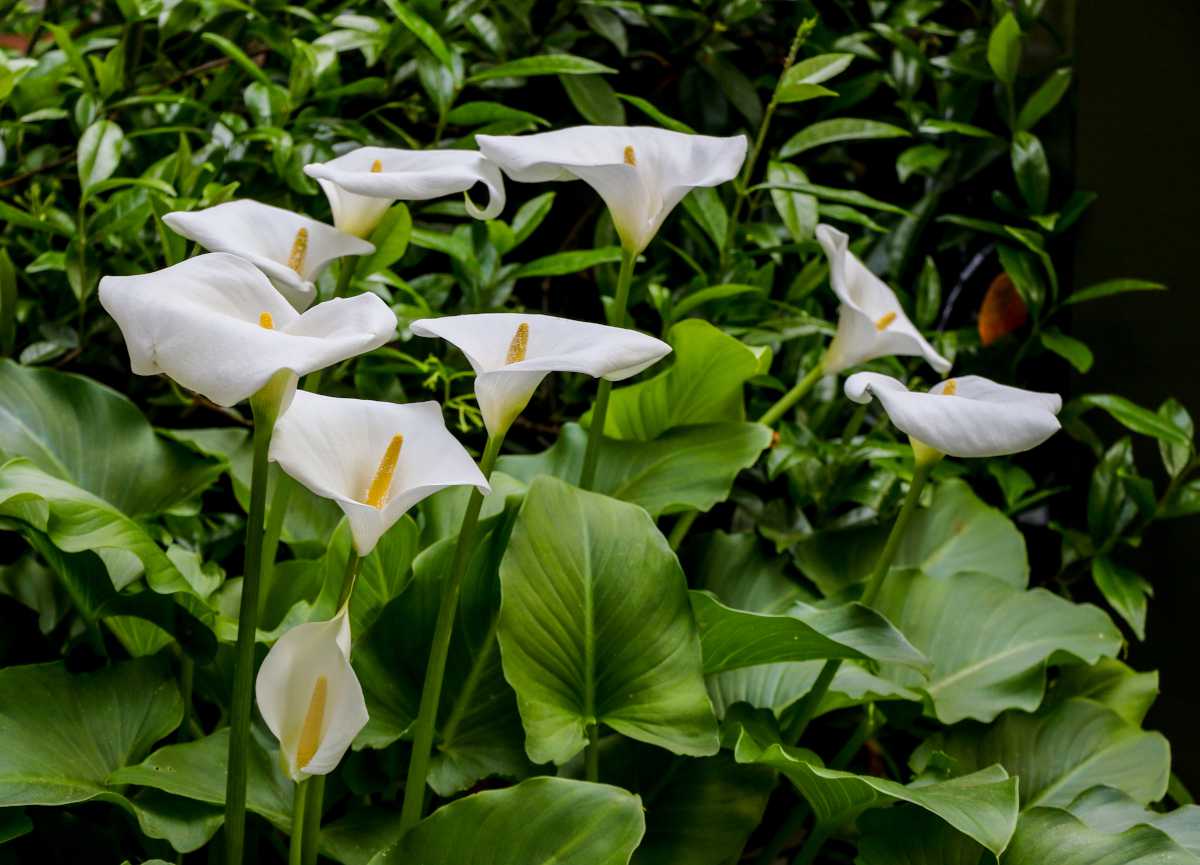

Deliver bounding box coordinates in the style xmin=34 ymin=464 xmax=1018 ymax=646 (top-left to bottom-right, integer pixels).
xmin=1 ymin=1 xmax=1198 ymax=864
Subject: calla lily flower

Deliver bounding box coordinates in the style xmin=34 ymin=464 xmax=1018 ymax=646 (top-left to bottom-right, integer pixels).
xmin=269 ymin=391 xmax=490 ymax=556
xmin=844 ymin=372 xmax=1062 ymax=458
xmin=99 ymin=253 xmax=396 ymax=407
xmin=304 ymin=146 xmax=506 ymax=238
xmin=256 ymin=608 xmax=368 ymax=782
xmin=477 ymin=126 xmax=747 ymax=254
xmin=816 ymin=224 xmax=951 ymax=376
xmin=162 ymin=200 xmax=374 ymax=311
xmin=410 ymin=313 xmax=672 ymax=437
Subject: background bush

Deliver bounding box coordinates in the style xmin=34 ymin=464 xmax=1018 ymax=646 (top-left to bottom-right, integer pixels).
xmin=0 ymin=1 xmax=1197 ymax=863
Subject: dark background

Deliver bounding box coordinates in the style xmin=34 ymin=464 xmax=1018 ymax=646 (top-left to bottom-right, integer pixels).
xmin=1070 ymin=0 xmax=1200 ymax=784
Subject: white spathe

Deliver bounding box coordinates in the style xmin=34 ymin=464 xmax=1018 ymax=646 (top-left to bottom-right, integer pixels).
xmin=411 ymin=312 xmax=672 ymax=437
xmin=844 ymin=372 xmax=1062 ymax=458
xmin=162 ymin=200 xmax=374 ymax=310
xmin=304 ymin=146 xmax=506 ymax=237
xmin=816 ymin=224 xmax=951 ymax=376
xmin=269 ymin=391 xmax=490 ymax=556
xmin=477 ymin=126 xmax=747 ymax=254
xmin=99 ymin=253 xmax=396 ymax=407
xmin=255 ymin=608 xmax=368 ymax=782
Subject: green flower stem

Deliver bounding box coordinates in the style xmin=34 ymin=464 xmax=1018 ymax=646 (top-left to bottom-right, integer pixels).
xmin=586 ymin=723 xmax=601 ymax=782
xmin=258 ymin=470 xmax=294 ymax=618
xmin=722 ymin=17 xmax=817 ymax=267
xmin=668 ymin=510 xmax=699 ymax=551
xmin=579 ymin=248 xmax=637 ymax=491
xmin=399 ymin=431 xmax=505 ymax=832
xmin=288 ymin=777 xmax=310 ymax=865
xmin=225 ymin=370 xmax=290 ymax=865
xmin=337 ymin=552 xmax=361 ymax=610
xmin=757 ymin=361 xmax=825 ymax=428
xmin=333 ymin=255 xmax=358 ymax=299
xmin=301 ymin=774 xmax=325 ymax=865
xmin=790 ymin=823 xmax=831 ymax=865
xmin=783 ymin=455 xmax=936 ymax=744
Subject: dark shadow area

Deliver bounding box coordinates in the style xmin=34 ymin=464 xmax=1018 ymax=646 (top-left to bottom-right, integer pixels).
xmin=1072 ymin=0 xmax=1200 ymax=787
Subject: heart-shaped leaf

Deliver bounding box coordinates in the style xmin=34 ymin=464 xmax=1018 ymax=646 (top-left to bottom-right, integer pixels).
xmin=497 ymin=476 xmax=719 ymax=764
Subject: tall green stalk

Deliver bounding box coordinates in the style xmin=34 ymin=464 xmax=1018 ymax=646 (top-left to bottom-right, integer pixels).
xmin=758 ymin=361 xmax=825 ymax=427
xmin=721 ymin=17 xmax=817 ymax=268
xmin=784 ymin=453 xmax=937 ymax=744
xmin=399 ymin=432 xmax=504 ymax=831
xmin=225 ymin=370 xmax=291 ymax=865
xmin=579 ymin=249 xmax=637 ymax=491
xmin=300 ymin=775 xmax=325 ymax=865
xmin=288 ymin=777 xmax=310 ymax=865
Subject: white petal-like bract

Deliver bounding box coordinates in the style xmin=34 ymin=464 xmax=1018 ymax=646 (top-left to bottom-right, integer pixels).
xmin=411 ymin=312 xmax=672 ymax=436
xmin=99 ymin=253 xmax=396 ymax=406
xmin=304 ymin=146 xmax=506 ymax=237
xmin=816 ymin=224 xmax=951 ymax=375
xmin=478 ymin=126 xmax=746 ymax=253
xmin=844 ymin=372 xmax=1062 ymax=458
xmin=162 ymin=200 xmax=373 ymax=310
xmin=255 ymin=609 xmax=368 ymax=782
xmin=269 ymin=392 xmax=490 ymax=555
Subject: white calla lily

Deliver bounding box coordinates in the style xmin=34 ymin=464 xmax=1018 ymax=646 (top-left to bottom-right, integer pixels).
xmin=304 ymin=146 xmax=506 ymax=237
xmin=816 ymin=224 xmax=951 ymax=376
xmin=844 ymin=372 xmax=1062 ymax=458
xmin=255 ymin=608 xmax=368 ymax=782
xmin=99 ymin=253 xmax=396 ymax=407
xmin=162 ymin=200 xmax=374 ymax=311
xmin=477 ymin=126 xmax=747 ymax=254
xmin=410 ymin=313 xmax=672 ymax=437
xmin=269 ymin=391 xmax=490 ymax=556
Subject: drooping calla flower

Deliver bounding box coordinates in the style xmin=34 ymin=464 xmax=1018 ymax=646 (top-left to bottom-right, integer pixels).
xmin=816 ymin=224 xmax=951 ymax=376
xmin=477 ymin=126 xmax=747 ymax=254
xmin=99 ymin=253 xmax=396 ymax=407
xmin=269 ymin=391 xmax=490 ymax=555
xmin=256 ymin=608 xmax=368 ymax=782
xmin=410 ymin=313 xmax=672 ymax=437
xmin=844 ymin=372 xmax=1062 ymax=458
xmin=303 ymin=146 xmax=506 ymax=238
xmin=162 ymin=200 xmax=374 ymax=311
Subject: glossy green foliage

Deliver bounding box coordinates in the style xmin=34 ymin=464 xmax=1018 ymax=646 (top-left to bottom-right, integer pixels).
xmin=0 ymin=1 xmax=1195 ymax=864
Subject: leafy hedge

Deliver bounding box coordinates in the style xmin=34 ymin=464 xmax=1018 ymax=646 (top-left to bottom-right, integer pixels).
xmin=0 ymin=1 xmax=1198 ymax=864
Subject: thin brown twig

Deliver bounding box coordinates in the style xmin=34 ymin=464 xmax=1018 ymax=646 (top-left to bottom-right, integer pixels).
xmin=0 ymin=153 xmax=75 ymax=190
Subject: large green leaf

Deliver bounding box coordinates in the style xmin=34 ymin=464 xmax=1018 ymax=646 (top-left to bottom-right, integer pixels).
xmin=353 ymin=511 xmax=532 ymax=796
xmin=0 ymin=658 xmax=214 ymax=851
xmin=708 ymin=659 xmax=921 ymax=720
xmin=110 ymin=727 xmax=293 ymax=829
xmin=912 ymin=698 xmax=1171 ymax=810
xmin=1048 ymin=659 xmax=1159 ymax=726
xmin=499 ymin=422 xmax=772 ymax=517
xmin=1004 ymin=807 xmax=1199 ymax=865
xmin=693 ymin=532 xmax=921 ymax=720
xmin=1066 ymin=785 xmax=1200 ymax=854
xmin=368 ymin=777 xmax=644 ymax=865
xmin=601 ymin=742 xmax=775 ymax=865
xmin=875 ymin=569 xmax=1122 ymax=723
xmin=734 ymin=730 xmax=1018 ymax=855
xmin=497 ymin=476 xmax=719 ymax=764
xmin=689 ymin=590 xmax=927 ymax=674
xmin=0 ymin=658 xmax=180 ymax=806
xmin=794 ymin=479 xmax=1029 ymax=596
xmin=0 ymin=360 xmax=222 ymax=516
xmin=601 ymin=319 xmax=764 ymax=441
xmin=0 ymin=458 xmax=188 ymax=592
